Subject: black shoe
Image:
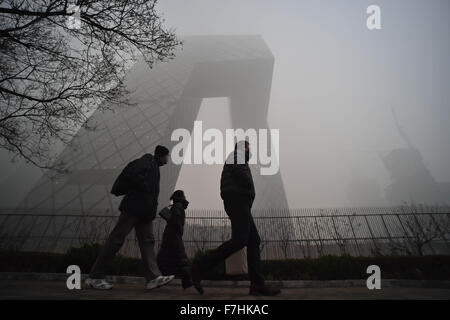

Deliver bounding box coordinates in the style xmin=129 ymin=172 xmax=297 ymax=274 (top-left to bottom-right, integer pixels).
xmin=190 ymin=261 xmax=204 ymax=295
xmin=182 ymin=279 xmax=193 ymax=289
xmin=249 ymin=284 xmax=281 ymax=296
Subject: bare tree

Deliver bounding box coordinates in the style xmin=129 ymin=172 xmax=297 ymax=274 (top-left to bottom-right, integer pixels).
xmin=329 ymin=214 xmax=350 ymax=256
xmin=312 ymin=216 xmax=326 ymax=257
xmin=388 ymin=210 xmax=450 ymax=256
xmin=278 ymin=217 xmax=293 ymax=259
xmin=0 ymin=0 xmax=181 ymax=169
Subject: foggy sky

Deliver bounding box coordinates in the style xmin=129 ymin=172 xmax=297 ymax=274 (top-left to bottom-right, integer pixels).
xmin=168 ymin=0 xmax=450 ymax=208
xmin=1 ymin=0 xmax=449 ymax=209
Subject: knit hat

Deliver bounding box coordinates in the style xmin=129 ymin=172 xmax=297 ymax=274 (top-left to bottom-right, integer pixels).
xmin=154 ymin=145 xmax=169 ymax=158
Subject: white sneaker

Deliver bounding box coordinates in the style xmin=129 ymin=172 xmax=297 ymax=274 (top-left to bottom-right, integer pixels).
xmin=146 ymin=275 xmax=175 ymax=290
xmin=85 ymin=277 xmax=114 ymax=290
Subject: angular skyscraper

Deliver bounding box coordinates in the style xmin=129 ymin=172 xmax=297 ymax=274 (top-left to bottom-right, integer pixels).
xmin=18 ymin=35 xmax=289 ymax=217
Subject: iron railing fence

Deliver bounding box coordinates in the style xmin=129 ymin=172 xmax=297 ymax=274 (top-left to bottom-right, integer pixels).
xmin=0 ymin=205 xmax=449 ymax=259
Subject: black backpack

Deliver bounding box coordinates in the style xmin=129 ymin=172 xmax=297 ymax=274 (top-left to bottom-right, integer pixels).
xmin=110 ymin=158 xmax=140 ymax=196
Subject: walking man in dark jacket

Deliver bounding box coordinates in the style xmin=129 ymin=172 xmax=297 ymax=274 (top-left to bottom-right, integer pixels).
xmin=191 ymin=141 xmax=281 ymax=296
xmin=85 ymin=145 xmax=175 ymax=290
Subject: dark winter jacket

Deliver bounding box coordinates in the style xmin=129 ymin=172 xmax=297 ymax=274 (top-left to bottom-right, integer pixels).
xmin=118 ymin=153 xmax=160 ymax=220
xmin=157 ymin=202 xmax=188 ymax=262
xmin=220 ymin=149 xmax=255 ymax=203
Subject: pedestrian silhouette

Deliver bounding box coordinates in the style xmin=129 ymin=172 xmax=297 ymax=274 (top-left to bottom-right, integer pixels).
xmin=190 ymin=141 xmax=281 ymax=296
xmin=157 ymin=190 xmax=201 ymax=293
xmin=85 ymin=145 xmax=175 ymax=290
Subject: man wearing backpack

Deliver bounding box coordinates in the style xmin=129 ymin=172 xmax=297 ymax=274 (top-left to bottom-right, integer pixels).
xmin=85 ymin=145 xmax=175 ymax=290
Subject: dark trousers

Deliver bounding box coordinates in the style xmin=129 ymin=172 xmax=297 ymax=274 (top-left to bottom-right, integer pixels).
xmin=89 ymin=210 xmax=161 ymax=282
xmin=198 ymin=195 xmax=264 ymax=286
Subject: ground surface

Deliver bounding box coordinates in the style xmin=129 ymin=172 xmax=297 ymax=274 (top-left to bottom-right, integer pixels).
xmin=1 ymin=279 xmax=449 ymax=300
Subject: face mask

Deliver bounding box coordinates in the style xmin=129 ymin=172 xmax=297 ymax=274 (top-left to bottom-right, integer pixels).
xmin=245 ymin=150 xmax=251 ymax=162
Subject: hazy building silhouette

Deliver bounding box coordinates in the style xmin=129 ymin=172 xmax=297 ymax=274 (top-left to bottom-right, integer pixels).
xmin=382 ymin=107 xmax=450 ymax=205
xmin=17 ymin=35 xmax=289 ymax=216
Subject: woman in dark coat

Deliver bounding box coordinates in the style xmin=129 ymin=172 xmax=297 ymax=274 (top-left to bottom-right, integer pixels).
xmin=157 ymin=190 xmax=194 ymax=289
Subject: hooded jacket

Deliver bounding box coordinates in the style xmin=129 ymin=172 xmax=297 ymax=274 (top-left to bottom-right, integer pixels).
xmin=157 ymin=201 xmax=189 ymax=262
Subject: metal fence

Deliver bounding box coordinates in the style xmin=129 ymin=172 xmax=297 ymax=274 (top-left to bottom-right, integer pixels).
xmin=0 ymin=205 xmax=449 ymax=259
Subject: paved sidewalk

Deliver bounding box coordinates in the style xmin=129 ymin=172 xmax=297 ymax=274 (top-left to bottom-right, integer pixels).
xmin=1 ymin=278 xmax=449 ymax=300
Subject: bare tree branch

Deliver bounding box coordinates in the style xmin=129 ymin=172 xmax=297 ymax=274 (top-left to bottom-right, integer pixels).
xmin=0 ymin=0 xmax=182 ymax=170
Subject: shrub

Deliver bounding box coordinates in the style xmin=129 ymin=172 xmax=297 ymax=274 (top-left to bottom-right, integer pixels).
xmin=1 ymin=246 xmax=449 ymax=280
